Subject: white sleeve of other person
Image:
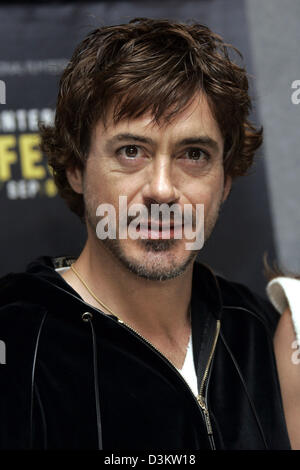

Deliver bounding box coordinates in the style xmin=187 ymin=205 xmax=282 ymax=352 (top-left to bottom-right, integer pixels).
xmin=267 ymin=277 xmax=300 ymax=345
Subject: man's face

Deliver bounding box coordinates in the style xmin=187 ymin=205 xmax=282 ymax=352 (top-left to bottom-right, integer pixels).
xmin=69 ymin=93 xmax=231 ymax=281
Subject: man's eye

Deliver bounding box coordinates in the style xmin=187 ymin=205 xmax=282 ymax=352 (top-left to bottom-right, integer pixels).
xmin=185 ymin=148 xmax=207 ymax=161
xmin=117 ymin=145 xmax=141 ymax=158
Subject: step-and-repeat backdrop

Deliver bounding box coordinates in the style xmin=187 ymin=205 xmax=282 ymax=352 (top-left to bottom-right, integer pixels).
xmin=0 ymin=0 xmax=285 ymax=296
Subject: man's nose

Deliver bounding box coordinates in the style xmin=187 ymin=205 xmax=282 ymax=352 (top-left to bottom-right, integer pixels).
xmin=142 ymin=157 xmax=179 ymax=204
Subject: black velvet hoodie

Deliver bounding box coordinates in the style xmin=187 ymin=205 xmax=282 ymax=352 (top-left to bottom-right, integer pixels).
xmin=0 ymin=256 xmax=291 ymax=450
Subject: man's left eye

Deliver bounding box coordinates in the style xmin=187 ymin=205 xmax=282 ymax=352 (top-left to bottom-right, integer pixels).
xmin=185 ymin=148 xmax=206 ymax=160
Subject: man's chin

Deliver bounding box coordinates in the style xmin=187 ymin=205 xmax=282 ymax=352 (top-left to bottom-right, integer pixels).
xmin=118 ymin=255 xmax=195 ymax=281
xmin=101 ymin=237 xmax=196 ymax=281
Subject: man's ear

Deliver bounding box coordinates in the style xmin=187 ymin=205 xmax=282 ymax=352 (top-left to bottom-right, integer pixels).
xmin=222 ymin=175 xmax=232 ymax=203
xmin=66 ymin=167 xmax=84 ymax=194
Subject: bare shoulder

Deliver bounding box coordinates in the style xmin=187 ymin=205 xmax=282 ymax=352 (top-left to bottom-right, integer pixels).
xmin=274 ymin=307 xmax=300 ymax=449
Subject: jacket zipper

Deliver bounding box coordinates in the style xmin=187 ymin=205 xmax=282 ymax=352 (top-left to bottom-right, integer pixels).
xmin=197 ymin=319 xmax=220 ymax=448
xmin=116 ymin=316 xmax=221 ymax=449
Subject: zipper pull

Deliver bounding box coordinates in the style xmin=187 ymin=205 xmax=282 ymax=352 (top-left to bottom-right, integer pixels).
xmin=197 ymin=395 xmax=213 ymax=435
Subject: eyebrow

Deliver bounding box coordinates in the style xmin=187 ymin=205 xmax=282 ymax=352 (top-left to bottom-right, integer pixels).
xmin=105 ymin=133 xmax=221 ymax=153
xmin=179 ymin=136 xmax=220 ymax=152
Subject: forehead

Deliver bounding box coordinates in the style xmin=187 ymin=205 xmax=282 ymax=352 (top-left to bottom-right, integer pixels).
xmin=94 ymin=93 xmax=224 ymax=150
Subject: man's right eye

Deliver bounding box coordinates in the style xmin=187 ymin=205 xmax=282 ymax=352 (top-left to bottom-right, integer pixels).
xmin=117 ymin=145 xmax=141 ymax=158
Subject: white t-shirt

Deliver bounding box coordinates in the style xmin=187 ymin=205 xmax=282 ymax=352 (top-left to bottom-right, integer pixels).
xmin=176 ymin=335 xmax=198 ymax=396
xmin=267 ymin=277 xmax=300 ymax=345
xmin=56 ymin=266 xmax=199 ymax=396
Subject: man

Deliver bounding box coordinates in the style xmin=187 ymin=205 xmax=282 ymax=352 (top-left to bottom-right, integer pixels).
xmin=0 ymin=18 xmax=293 ymax=450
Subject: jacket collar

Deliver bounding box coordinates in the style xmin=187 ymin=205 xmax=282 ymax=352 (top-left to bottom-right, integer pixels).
xmin=190 ymin=261 xmax=222 ymax=395
xmin=25 ymin=255 xmax=223 ymax=318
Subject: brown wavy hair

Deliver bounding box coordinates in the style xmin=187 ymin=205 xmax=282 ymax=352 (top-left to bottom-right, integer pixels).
xmin=40 ymin=17 xmax=263 ymax=218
